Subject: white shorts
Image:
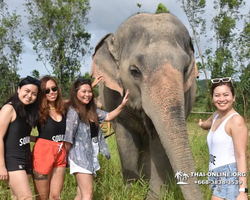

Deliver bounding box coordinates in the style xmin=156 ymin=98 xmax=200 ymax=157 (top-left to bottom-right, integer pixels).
xmin=69 ymin=141 xmax=100 ymax=176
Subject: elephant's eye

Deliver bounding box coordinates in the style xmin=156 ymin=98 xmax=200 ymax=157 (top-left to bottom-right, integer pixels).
xmin=129 ymin=66 xmax=141 ymax=78
xmin=184 ymin=67 xmax=188 ymax=74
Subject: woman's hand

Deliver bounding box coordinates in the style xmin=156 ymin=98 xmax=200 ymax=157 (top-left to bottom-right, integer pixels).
xmin=105 ymin=90 xmax=130 ymax=121
xmin=198 ymin=119 xmax=203 ymax=128
xmin=0 ymin=165 xmax=8 ymax=181
xmin=121 ymin=90 xmax=129 ymax=107
xmin=236 ymin=191 xmax=248 ymax=200
xmin=92 ymin=75 xmax=104 ymax=88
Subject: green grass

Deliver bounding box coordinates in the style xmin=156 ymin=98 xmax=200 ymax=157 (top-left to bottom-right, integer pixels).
xmin=1 ymin=122 xmax=250 ymax=199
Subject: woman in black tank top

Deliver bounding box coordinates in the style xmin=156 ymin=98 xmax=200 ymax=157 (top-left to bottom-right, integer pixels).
xmin=32 ymin=75 xmax=67 ymax=200
xmin=32 ymin=75 xmax=104 ymax=200
xmin=0 ymin=76 xmax=41 ymax=200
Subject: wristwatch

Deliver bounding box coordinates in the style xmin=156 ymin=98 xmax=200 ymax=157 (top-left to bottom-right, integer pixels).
xmin=239 ymin=188 xmax=248 ymax=193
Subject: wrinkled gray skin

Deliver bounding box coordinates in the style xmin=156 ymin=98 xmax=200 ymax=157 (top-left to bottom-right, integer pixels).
xmin=91 ymin=13 xmax=203 ymax=200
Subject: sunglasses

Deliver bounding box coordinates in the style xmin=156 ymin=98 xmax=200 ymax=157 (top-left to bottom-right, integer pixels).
xmin=211 ymin=77 xmax=232 ymax=84
xmin=45 ymin=86 xmax=58 ymax=94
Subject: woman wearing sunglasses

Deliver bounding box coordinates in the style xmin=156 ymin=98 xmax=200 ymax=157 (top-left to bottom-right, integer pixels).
xmin=199 ymin=77 xmax=248 ymax=200
xmin=32 ymin=75 xmax=67 ymax=200
xmin=32 ymin=75 xmax=103 ymax=200
xmin=0 ymin=76 xmax=41 ymax=200
xmin=64 ymin=78 xmax=129 ymax=200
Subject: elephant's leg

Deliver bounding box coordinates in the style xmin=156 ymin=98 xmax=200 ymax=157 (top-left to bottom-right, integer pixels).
xmin=138 ymin=141 xmax=151 ymax=180
xmin=147 ymin=134 xmax=173 ymax=200
xmin=114 ymin=122 xmax=142 ymax=184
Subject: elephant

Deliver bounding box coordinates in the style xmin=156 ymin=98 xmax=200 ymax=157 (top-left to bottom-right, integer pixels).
xmin=91 ymin=13 xmax=203 ymax=200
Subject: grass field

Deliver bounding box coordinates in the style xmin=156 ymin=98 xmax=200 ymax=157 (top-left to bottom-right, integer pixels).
xmin=0 ymin=118 xmax=250 ymax=199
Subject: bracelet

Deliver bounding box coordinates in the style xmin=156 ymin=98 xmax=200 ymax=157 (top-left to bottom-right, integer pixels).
xmin=239 ymin=188 xmax=248 ymax=193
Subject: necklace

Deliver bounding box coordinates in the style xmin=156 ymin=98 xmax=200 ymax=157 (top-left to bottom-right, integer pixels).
xmin=50 ymin=107 xmax=55 ymax=110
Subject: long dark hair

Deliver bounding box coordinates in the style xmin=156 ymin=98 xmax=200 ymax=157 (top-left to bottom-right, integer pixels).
xmin=5 ymin=76 xmax=41 ymax=128
xmin=38 ymin=76 xmax=65 ymax=127
xmin=69 ymin=78 xmax=98 ymax=126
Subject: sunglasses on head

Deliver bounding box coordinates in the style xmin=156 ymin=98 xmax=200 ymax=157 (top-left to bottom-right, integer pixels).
xmin=211 ymin=77 xmax=232 ymax=84
xmin=45 ymin=86 xmax=58 ymax=94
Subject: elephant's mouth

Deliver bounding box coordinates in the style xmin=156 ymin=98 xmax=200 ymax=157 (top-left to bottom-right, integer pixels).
xmin=141 ymin=110 xmax=157 ymax=139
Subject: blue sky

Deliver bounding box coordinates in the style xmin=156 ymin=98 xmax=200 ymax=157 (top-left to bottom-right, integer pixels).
xmin=4 ymin=0 xmax=250 ymax=79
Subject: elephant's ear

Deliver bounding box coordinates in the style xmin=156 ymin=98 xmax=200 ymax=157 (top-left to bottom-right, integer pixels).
xmin=91 ymin=33 xmax=123 ymax=96
xmin=183 ymin=38 xmax=199 ymax=93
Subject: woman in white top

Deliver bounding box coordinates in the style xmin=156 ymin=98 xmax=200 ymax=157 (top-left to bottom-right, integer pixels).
xmin=199 ymin=77 xmax=248 ymax=200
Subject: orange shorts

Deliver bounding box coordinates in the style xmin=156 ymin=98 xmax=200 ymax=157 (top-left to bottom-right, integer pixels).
xmin=33 ymin=138 xmax=67 ymax=175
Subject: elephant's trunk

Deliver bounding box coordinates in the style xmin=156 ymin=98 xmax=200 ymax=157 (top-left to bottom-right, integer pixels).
xmin=142 ymin=64 xmax=203 ymax=199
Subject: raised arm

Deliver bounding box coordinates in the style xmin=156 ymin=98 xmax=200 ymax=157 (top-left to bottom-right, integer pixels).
xmin=105 ymin=90 xmax=129 ymax=122
xmin=198 ymin=112 xmax=216 ymax=130
xmin=92 ymin=75 xmax=103 ymax=88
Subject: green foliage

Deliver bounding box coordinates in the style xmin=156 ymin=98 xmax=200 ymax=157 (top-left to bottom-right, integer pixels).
xmin=25 ymin=0 xmax=91 ymax=96
xmin=31 ymin=69 xmax=40 ymax=79
xmin=234 ymin=66 xmax=250 ymax=119
xmin=179 ymin=0 xmax=249 ymax=115
xmin=155 ymin=3 xmax=170 ymax=14
xmin=0 ymin=2 xmax=23 ymax=107
xmin=2 ymin=123 xmax=250 ymax=199
xmin=136 ymin=3 xmax=142 ymax=14
xmin=207 ymin=0 xmax=243 ymax=79
xmin=234 ymin=10 xmax=250 ymax=120
xmin=177 ymin=0 xmax=208 ymax=90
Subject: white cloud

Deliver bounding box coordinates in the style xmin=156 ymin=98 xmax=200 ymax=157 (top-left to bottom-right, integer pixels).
xmin=4 ymin=0 xmax=250 ymax=79
xmin=4 ymin=0 xmax=189 ymax=78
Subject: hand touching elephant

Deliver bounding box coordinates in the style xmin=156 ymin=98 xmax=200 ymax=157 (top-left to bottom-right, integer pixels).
xmin=91 ymin=13 xmax=203 ymax=200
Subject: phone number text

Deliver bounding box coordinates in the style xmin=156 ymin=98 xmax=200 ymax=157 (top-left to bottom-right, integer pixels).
xmin=195 ymin=180 xmax=242 ymax=185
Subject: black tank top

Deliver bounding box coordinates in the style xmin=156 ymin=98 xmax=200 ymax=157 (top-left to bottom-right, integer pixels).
xmin=38 ymin=115 xmax=66 ymax=142
xmin=89 ymin=121 xmax=98 ymax=138
xmin=4 ymin=105 xmax=32 ymax=150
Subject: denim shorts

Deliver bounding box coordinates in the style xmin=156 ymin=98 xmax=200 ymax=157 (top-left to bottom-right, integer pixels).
xmin=208 ymin=162 xmax=239 ymax=199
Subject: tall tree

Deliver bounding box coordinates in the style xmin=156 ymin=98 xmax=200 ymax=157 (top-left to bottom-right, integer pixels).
xmin=155 ymin=3 xmax=170 ymax=14
xmin=0 ymin=0 xmax=23 ymax=106
xmin=235 ymin=65 xmax=250 ymax=121
xmin=177 ymin=0 xmax=208 ymax=87
xmin=25 ymin=0 xmax=91 ymax=94
xmin=205 ymin=0 xmax=244 ymax=111
xmin=235 ymin=10 xmax=250 ymax=120
xmin=207 ymin=0 xmax=244 ymax=79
